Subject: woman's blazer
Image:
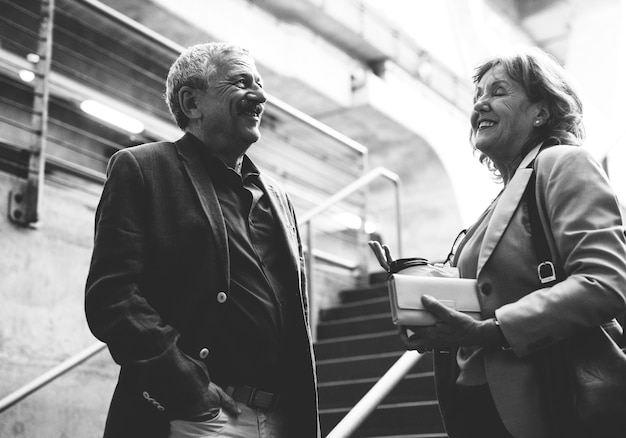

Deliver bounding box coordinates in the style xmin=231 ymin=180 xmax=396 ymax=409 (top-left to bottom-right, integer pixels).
xmin=435 ymin=145 xmax=626 ymax=438
xmin=85 ymin=133 xmax=319 ymax=437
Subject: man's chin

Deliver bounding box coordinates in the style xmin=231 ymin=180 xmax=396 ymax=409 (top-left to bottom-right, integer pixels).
xmin=242 ymin=129 xmax=261 ymax=145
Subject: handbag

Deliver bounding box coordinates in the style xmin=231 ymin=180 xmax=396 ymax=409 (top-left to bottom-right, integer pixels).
xmin=386 ymin=258 xmax=481 ymax=326
xmin=525 ymin=161 xmax=626 ymax=437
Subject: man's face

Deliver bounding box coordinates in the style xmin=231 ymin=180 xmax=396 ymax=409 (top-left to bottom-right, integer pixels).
xmin=194 ymin=52 xmax=266 ymax=153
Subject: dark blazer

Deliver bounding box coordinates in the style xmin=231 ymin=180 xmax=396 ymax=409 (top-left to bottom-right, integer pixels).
xmin=435 ymin=145 xmax=626 ymax=438
xmin=85 ymin=133 xmax=319 ymax=437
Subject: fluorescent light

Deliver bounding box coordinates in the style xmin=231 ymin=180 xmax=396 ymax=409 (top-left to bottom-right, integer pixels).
xmin=336 ymin=212 xmax=362 ymax=230
xmin=80 ymin=99 xmax=144 ymax=134
xmin=19 ymin=70 xmax=35 ymax=82
xmin=26 ymin=53 xmax=40 ymax=63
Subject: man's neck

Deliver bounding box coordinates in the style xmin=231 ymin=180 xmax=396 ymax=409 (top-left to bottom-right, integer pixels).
xmin=187 ymin=131 xmax=248 ymax=174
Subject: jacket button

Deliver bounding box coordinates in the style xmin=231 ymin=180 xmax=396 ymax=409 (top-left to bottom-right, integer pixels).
xmin=199 ymin=348 xmax=209 ymax=359
xmin=480 ymin=283 xmax=493 ymax=295
xmin=216 ymin=292 xmax=228 ymax=303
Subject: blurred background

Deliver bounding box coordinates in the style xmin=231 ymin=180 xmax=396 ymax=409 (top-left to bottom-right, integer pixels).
xmin=0 ymin=0 xmax=624 ymax=436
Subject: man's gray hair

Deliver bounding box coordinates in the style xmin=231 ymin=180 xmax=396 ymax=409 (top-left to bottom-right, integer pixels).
xmin=165 ymin=42 xmax=251 ymax=129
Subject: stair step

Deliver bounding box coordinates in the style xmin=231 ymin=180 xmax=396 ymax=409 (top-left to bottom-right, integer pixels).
xmin=317 ymin=313 xmax=396 ymax=339
xmin=314 ymin=330 xmax=406 ymax=360
xmin=315 ymin=272 xmax=446 ymax=437
xmin=339 ymin=284 xmax=388 ymax=303
xmin=369 ymin=271 xmax=388 ymax=285
xmin=319 ymin=297 xmax=391 ymax=321
xmin=316 ymin=351 xmax=433 ymax=382
xmin=318 ymin=372 xmax=437 ymax=409
xmin=320 ymin=401 xmax=445 ymax=437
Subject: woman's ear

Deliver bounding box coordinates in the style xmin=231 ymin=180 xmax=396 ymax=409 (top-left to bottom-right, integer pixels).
xmin=534 ymin=102 xmax=551 ymax=127
xmin=179 ymin=86 xmax=201 ymax=120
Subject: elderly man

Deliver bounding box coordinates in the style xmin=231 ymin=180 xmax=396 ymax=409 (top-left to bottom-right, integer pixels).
xmin=85 ymin=42 xmax=319 ymax=438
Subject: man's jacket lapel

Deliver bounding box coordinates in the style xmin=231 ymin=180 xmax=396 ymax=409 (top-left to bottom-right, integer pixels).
xmin=175 ymin=135 xmax=230 ymax=280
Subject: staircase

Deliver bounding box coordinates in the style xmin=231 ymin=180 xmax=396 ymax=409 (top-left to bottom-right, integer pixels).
xmin=315 ymin=273 xmax=448 ymax=437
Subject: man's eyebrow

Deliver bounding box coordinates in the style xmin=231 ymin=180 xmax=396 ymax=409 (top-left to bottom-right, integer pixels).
xmin=227 ymin=70 xmax=254 ymax=79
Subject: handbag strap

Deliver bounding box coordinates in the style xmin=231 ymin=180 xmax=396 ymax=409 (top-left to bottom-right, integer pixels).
xmin=523 ymin=161 xmax=566 ymax=285
xmin=525 ymin=156 xmax=625 ymax=342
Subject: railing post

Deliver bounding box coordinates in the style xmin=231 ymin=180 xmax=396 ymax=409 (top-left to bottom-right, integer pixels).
xmin=300 ymin=167 xmax=402 ymax=342
xmin=394 ymin=172 xmax=403 ymax=258
xmin=357 ymin=151 xmax=370 ymax=287
xmin=306 ymin=221 xmax=317 ymax=341
xmin=9 ymin=0 xmax=56 ymax=227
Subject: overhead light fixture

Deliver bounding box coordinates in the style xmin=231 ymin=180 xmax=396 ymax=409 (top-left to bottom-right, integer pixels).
xmin=19 ymin=70 xmax=35 ymax=82
xmin=26 ymin=53 xmax=40 ymax=63
xmin=80 ymin=99 xmax=144 ymax=134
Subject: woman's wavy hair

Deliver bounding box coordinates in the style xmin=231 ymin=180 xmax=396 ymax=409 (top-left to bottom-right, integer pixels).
xmin=472 ymin=47 xmax=585 ymax=175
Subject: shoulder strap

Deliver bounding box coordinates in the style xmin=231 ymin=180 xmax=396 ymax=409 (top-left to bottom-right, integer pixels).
xmin=526 ymin=157 xmax=625 ymax=343
xmin=524 ymin=160 xmax=566 ymax=285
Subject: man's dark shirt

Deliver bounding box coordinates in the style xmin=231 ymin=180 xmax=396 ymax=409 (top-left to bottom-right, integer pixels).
xmin=200 ymin=146 xmax=297 ymax=393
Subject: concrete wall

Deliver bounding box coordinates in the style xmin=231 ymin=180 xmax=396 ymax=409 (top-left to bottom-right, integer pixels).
xmin=0 ymin=172 xmax=116 ymax=437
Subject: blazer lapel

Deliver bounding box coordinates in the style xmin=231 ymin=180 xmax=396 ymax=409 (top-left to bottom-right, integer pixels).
xmin=175 ymin=134 xmax=230 ymax=279
xmin=477 ymin=145 xmax=542 ymax=276
xmin=260 ymin=175 xmax=300 ymax=271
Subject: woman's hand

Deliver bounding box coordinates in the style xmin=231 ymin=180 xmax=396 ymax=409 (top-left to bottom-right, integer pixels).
xmin=368 ymin=240 xmax=394 ymax=272
xmin=399 ymin=295 xmax=505 ymax=352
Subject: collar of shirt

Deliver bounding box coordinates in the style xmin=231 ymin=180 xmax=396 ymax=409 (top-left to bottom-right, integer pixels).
xmin=188 ymin=134 xmax=261 ymax=186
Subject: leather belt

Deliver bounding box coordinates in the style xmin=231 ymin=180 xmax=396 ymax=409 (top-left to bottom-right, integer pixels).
xmin=225 ymin=385 xmax=281 ymax=410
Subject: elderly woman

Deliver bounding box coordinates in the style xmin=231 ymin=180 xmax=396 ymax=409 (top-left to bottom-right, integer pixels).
xmin=372 ymin=47 xmax=626 ymax=437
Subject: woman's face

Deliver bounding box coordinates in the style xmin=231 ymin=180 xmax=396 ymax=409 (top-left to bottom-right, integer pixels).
xmin=471 ymin=64 xmax=542 ymax=169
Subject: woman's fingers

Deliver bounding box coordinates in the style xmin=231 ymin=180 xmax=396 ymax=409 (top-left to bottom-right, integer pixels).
xmin=368 ymin=240 xmax=391 ymax=271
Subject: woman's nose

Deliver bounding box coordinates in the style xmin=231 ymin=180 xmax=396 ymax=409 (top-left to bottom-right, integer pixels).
xmin=473 ymin=96 xmax=489 ymax=113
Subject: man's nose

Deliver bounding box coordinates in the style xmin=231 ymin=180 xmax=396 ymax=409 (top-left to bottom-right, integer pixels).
xmin=248 ymin=85 xmax=266 ymax=104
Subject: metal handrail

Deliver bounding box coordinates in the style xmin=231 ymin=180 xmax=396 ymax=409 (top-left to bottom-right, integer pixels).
xmin=0 ymin=342 xmax=107 ymax=413
xmin=300 ymin=166 xmax=402 ymax=256
xmin=327 ymin=350 xmax=423 ymax=438
xmin=301 ymin=166 xmax=402 ymax=341
xmin=298 ymin=166 xmax=406 ymax=435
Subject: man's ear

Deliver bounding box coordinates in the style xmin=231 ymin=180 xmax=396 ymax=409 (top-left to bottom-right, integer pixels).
xmin=179 ymin=86 xmax=201 ymax=120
